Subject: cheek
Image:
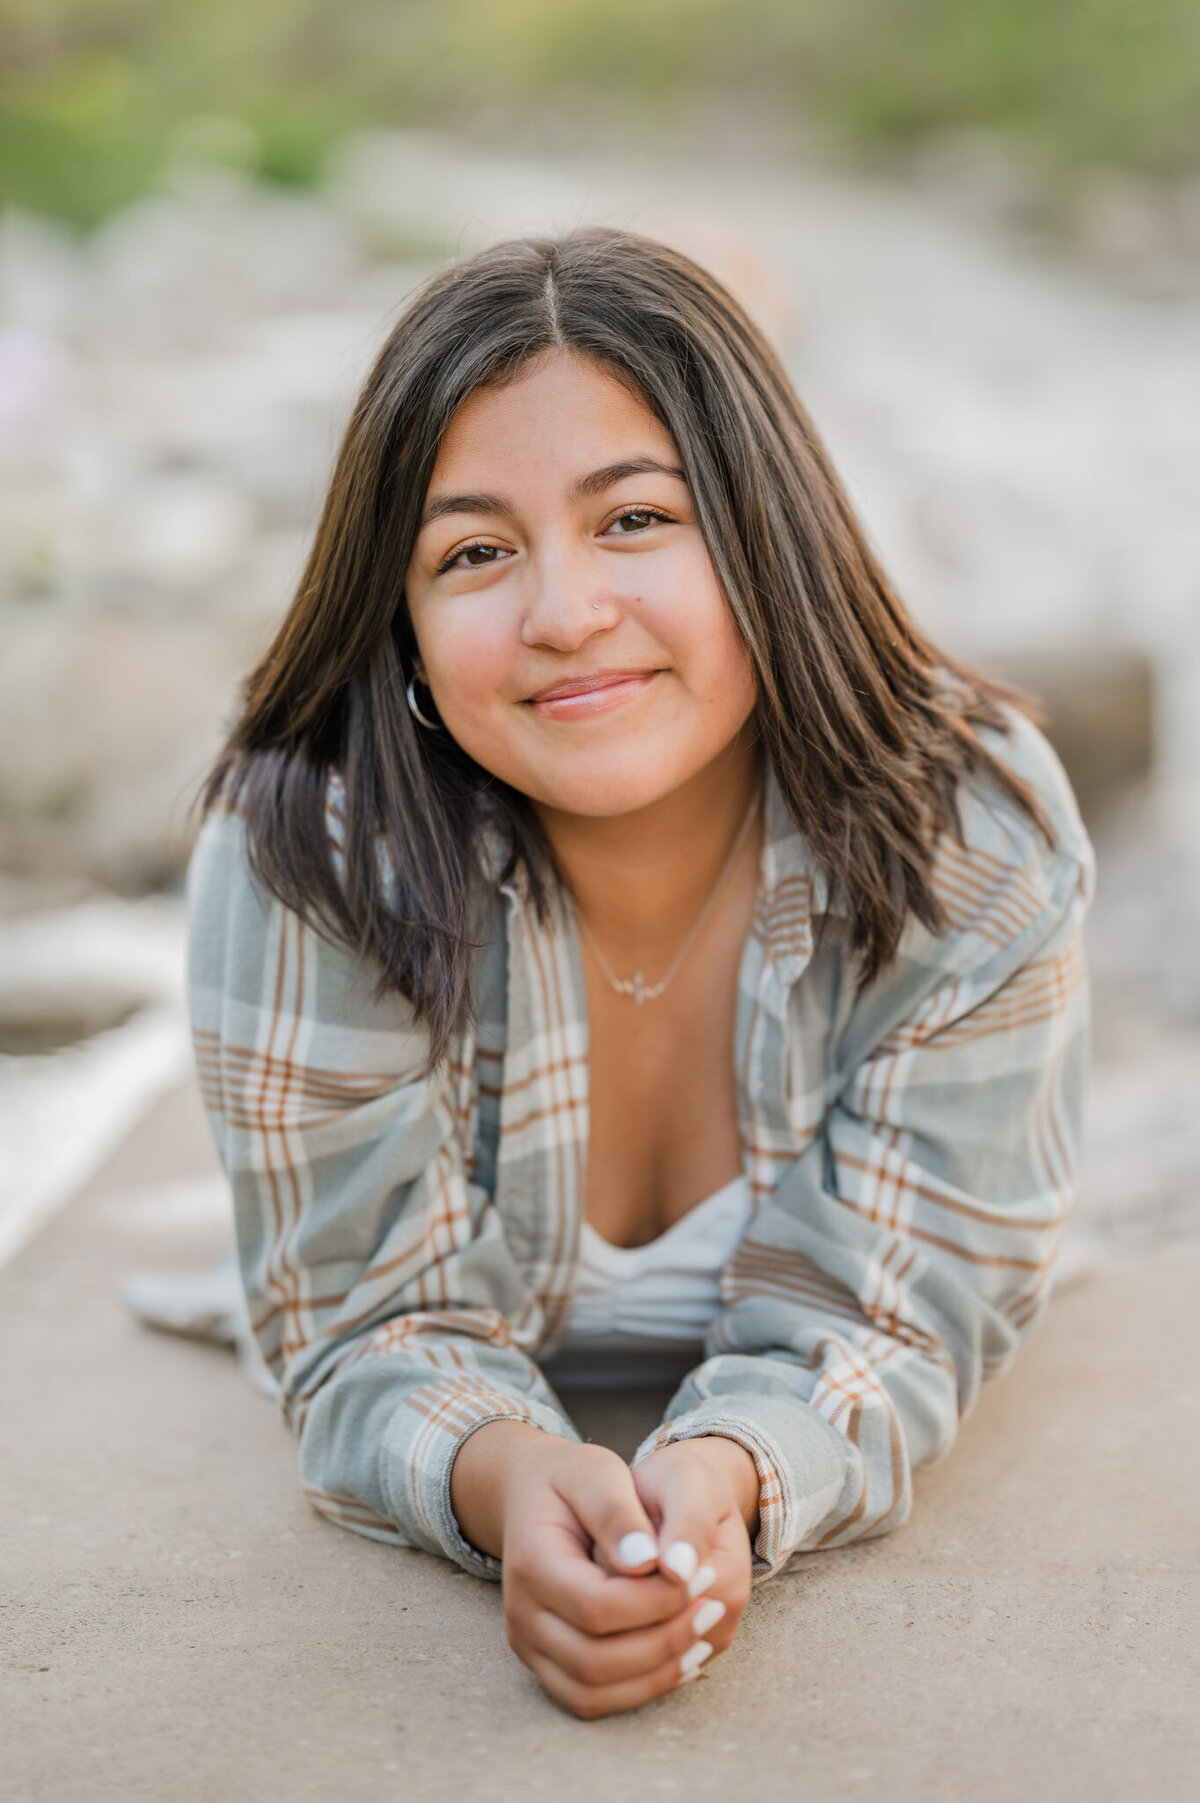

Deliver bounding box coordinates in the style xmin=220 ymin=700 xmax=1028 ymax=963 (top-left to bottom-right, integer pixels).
xmin=702 ymin=636 xmax=759 ymax=744
xmin=412 ymin=601 xmax=540 ymax=782
xmin=414 ymin=603 xmax=512 ymax=715
xmin=640 ymin=561 xmax=757 ymax=716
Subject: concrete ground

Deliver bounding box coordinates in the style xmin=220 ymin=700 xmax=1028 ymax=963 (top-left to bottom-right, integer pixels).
xmin=2 ymin=1081 xmax=1197 ymax=1803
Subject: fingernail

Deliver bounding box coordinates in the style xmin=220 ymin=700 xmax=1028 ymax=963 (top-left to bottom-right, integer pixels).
xmin=674 ymin=1670 xmax=702 ymax=1688
xmin=691 ymin=1598 xmax=726 ymax=1638
xmin=663 ymin=1540 xmax=699 ymax=1583
xmin=687 ymin=1563 xmax=717 ymax=1599
xmin=615 ymin=1531 xmax=657 ymax=1569
xmin=679 ymin=1639 xmax=713 ymax=1675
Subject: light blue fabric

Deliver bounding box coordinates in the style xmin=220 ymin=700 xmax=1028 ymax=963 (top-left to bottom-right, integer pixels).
xmin=188 ymin=710 xmax=1093 ymax=1578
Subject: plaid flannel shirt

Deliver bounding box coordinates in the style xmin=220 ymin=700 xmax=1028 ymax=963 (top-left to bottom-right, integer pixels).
xmin=188 ymin=709 xmax=1093 ymax=1580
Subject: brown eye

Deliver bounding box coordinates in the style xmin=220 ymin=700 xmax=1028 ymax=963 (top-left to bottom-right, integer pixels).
xmin=607 ymin=507 xmax=669 ymax=534
xmin=438 ymin=541 xmax=505 ymax=573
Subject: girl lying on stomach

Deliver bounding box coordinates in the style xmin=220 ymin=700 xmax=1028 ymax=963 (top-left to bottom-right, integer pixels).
xmin=189 ymin=228 xmax=1093 ymax=1718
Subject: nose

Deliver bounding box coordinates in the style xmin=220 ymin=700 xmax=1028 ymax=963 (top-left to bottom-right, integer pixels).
xmin=519 ymin=543 xmax=620 ymax=652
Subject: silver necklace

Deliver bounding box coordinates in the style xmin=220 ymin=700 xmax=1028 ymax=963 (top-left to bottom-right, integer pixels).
xmin=574 ymin=791 xmax=761 ymax=1005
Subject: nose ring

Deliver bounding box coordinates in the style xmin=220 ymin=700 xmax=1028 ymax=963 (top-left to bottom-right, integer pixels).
xmin=592 ymin=602 xmax=600 ymax=610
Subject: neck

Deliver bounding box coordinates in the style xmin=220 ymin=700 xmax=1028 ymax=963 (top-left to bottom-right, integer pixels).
xmin=534 ymin=727 xmax=763 ymax=963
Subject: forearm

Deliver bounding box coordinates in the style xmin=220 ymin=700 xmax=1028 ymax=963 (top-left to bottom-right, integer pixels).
xmin=299 ymin=1345 xmax=581 ymax=1575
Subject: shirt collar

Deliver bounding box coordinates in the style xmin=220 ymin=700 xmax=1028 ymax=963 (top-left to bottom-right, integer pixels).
xmin=481 ymin=761 xmax=837 ymax=963
xmin=756 ymin=761 xmax=836 ymax=989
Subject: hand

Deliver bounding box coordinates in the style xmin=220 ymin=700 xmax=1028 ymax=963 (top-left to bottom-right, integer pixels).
xmin=630 ymin=1436 xmax=757 ymax=1677
xmin=451 ymin=1424 xmax=729 ymax=1717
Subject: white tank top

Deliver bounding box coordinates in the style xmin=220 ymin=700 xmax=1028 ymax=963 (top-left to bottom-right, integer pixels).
xmin=543 ymin=1174 xmax=752 ymax=1390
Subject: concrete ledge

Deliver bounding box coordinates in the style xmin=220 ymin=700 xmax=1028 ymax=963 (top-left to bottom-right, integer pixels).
xmin=2 ymin=1084 xmax=1197 ymax=1802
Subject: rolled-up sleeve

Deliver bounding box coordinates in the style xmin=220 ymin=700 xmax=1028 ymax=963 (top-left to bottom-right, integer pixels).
xmin=187 ymin=809 xmax=578 ymax=1577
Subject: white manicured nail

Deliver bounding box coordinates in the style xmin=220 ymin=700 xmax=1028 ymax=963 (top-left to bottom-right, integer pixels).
xmin=679 ymin=1639 xmax=713 ymax=1675
xmin=674 ymin=1670 xmax=702 ymax=1688
xmin=615 ymin=1531 xmax=657 ymax=1569
xmin=663 ymin=1540 xmax=699 ymax=1583
xmin=687 ymin=1563 xmax=717 ymax=1599
xmin=691 ymin=1598 xmax=726 ymax=1638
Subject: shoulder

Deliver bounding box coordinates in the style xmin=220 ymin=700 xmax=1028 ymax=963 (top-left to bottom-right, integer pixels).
xmin=187 ymin=794 xmax=433 ymax=1080
xmin=187 ymin=803 xmax=263 ymax=939
xmin=188 ymin=766 xmax=348 ymax=926
xmin=877 ymin=703 xmax=1095 ymax=1031
xmin=941 ymin=705 xmax=1095 ymax=949
xmin=970 ymin=703 xmax=1087 ymax=850
xmin=837 ymin=709 xmax=1094 ymax=1057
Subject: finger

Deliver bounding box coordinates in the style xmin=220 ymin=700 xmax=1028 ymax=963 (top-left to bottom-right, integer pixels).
xmin=631 ymin=1450 xmax=723 ymax=1589
xmin=654 ymin=1494 xmax=722 ymax=1590
xmin=525 ymin=1592 xmax=717 ymax=1688
xmin=524 ymin=1645 xmax=704 ymax=1721
xmin=506 ymin=1524 xmax=689 ymax=1636
xmin=552 ymin=1455 xmax=663 ymax=1578
xmin=686 ymin=1561 xmax=719 ymax=1600
xmin=681 ymin=1514 xmax=752 ymax=1654
xmin=688 ymin=1594 xmax=730 ymax=1647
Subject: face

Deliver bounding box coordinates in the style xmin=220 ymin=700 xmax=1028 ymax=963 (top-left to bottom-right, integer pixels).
xmin=403 ymin=351 xmax=757 ymax=819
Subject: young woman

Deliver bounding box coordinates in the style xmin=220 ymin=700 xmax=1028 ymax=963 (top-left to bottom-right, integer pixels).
xmin=189 ymin=228 xmax=1093 ymax=1719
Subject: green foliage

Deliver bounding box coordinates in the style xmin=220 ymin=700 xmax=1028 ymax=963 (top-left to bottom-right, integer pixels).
xmin=2 ymin=0 xmax=1198 ymax=225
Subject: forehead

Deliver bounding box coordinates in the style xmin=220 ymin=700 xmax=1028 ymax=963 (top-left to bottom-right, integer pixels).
xmin=429 ymin=350 xmax=674 ymax=481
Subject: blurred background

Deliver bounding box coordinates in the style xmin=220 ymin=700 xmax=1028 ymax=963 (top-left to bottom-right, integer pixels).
xmin=2 ymin=0 xmax=1199 ymax=1275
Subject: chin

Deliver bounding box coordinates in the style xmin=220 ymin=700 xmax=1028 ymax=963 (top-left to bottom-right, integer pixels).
xmin=513 ymin=750 xmax=699 ymax=819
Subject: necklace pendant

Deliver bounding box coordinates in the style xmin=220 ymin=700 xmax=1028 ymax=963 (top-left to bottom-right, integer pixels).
xmin=574 ymin=787 xmax=760 ymax=1010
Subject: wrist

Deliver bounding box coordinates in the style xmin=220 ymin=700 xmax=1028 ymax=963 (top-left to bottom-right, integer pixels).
xmin=450 ymin=1419 xmax=551 ymax=1559
xmin=677 ymin=1434 xmax=760 ymax=1534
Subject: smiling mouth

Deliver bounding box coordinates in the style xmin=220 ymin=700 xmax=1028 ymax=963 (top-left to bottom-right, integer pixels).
xmin=525 ymin=670 xmax=663 ymax=720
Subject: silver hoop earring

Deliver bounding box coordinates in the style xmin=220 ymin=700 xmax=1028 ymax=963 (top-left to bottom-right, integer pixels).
xmin=405 ymin=674 xmax=442 ymax=731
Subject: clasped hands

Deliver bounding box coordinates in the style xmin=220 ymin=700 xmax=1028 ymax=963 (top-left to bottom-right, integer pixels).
xmin=450 ymin=1423 xmax=758 ymax=1718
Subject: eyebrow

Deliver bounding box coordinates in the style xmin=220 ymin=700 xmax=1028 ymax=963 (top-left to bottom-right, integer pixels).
xmin=418 ymin=457 xmax=687 ymax=530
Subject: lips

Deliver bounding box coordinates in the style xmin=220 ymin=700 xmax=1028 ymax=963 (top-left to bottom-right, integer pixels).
xmin=525 ymin=668 xmax=662 ymax=721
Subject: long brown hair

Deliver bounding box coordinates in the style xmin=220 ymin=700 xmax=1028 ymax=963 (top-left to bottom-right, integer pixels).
xmin=206 ymin=227 xmax=1048 ymax=1064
